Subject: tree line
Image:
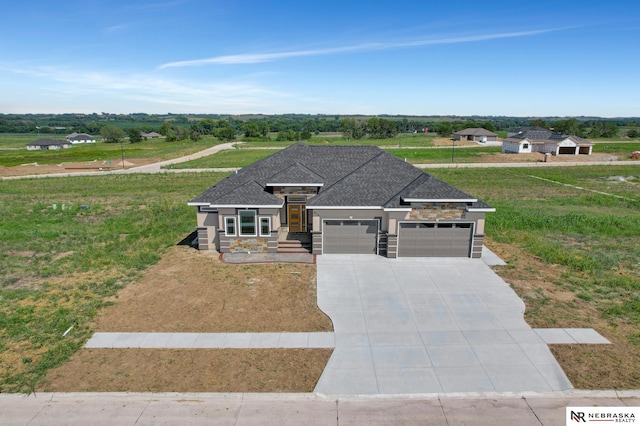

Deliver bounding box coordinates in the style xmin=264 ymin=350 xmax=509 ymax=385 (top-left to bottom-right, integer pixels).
xmin=2 ymin=113 xmax=639 ymax=140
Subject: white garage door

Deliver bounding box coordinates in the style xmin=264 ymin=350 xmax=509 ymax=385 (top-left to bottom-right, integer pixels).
xmin=323 ymin=220 xmax=378 ymax=254
xmin=398 ymin=222 xmax=473 ymax=257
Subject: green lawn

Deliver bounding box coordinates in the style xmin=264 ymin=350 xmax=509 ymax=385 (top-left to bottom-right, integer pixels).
xmin=0 ymin=135 xmax=223 ymax=167
xmin=164 ymin=148 xmax=281 ymax=169
xmin=388 ymin=146 xmax=502 ymax=163
xmin=240 ymin=133 xmax=437 ymax=148
xmin=592 ymin=141 xmax=640 ymax=157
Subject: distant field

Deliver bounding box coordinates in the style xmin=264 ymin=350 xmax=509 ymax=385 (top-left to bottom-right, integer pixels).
xmin=592 ymin=141 xmax=640 ymax=157
xmin=0 ymin=133 xmax=42 ymax=149
xmin=164 ymin=148 xmax=280 ymax=169
xmin=241 ymin=133 xmax=436 ymax=148
xmin=388 ymin=146 xmax=502 ymax=163
xmin=0 ymin=135 xmax=222 ymax=167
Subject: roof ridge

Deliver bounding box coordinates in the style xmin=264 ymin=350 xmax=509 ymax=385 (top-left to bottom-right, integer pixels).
xmin=314 ymin=147 xmax=385 ymax=195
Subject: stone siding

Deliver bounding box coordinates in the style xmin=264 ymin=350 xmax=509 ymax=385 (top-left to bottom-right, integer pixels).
xmin=409 ymin=203 xmax=465 ymax=220
xmin=228 ymin=238 xmax=270 ymax=253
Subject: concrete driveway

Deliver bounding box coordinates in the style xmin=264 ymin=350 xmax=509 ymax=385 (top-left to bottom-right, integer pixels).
xmin=314 ymin=255 xmax=572 ymax=395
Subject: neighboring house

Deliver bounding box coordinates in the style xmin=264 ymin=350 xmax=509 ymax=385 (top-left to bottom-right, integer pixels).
xmin=26 ymin=139 xmax=72 ymax=150
xmin=452 ymin=128 xmax=498 ymax=142
xmin=503 ymin=127 xmax=593 ymax=155
xmin=189 ymin=143 xmax=494 ymax=258
xmin=66 ymin=133 xmax=96 ymax=144
xmin=140 ymin=132 xmax=162 ymax=139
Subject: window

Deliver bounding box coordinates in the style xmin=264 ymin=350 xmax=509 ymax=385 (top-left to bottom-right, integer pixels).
xmin=225 ymin=217 xmax=236 ymax=236
xmin=523 ymin=143 xmax=529 ymax=149
xmin=260 ymin=217 xmax=271 ymax=236
xmin=238 ymin=210 xmax=257 ymax=236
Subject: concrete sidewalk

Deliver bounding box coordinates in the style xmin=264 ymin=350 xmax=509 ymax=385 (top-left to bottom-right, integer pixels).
xmin=2 ymin=391 xmax=638 ymax=425
xmin=86 ymin=332 xmax=334 ymax=349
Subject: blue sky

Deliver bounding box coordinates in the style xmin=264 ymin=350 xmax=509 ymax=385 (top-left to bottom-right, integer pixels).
xmin=1 ymin=0 xmax=639 ymax=116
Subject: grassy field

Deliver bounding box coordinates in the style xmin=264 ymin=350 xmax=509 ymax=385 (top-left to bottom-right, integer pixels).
xmin=0 ymin=135 xmax=222 ymax=167
xmin=240 ymin=133 xmax=437 ymax=148
xmin=388 ymin=146 xmax=501 ymax=163
xmin=164 ymin=148 xmax=280 ymax=169
xmin=0 ymin=172 xmax=227 ymax=392
xmin=592 ymin=142 xmax=640 ymax=157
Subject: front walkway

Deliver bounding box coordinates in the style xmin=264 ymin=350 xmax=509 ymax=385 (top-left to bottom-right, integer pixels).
xmin=86 ymin=332 xmax=334 ymax=349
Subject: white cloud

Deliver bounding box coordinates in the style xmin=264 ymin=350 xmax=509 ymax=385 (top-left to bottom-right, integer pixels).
xmin=0 ymin=63 xmax=290 ymax=113
xmin=158 ymin=28 xmax=562 ymax=68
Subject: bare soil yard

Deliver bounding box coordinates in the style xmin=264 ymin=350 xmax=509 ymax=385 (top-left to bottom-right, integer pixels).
xmin=37 ymin=246 xmax=333 ymax=392
xmin=0 ymin=158 xmax=156 ymax=177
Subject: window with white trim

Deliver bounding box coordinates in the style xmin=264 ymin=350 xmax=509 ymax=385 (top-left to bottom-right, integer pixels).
xmin=225 ymin=217 xmax=236 ymax=236
xmin=259 ymin=217 xmax=271 ymax=236
xmin=238 ymin=210 xmax=257 ymax=236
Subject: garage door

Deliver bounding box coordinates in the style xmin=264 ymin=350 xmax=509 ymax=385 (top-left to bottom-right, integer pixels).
xmin=398 ymin=222 xmax=473 ymax=257
xmin=323 ymin=220 xmax=378 ymax=254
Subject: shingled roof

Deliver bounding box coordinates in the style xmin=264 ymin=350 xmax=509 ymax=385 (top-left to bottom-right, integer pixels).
xmin=453 ymin=128 xmax=497 ymax=137
xmin=190 ymin=143 xmax=488 ymax=209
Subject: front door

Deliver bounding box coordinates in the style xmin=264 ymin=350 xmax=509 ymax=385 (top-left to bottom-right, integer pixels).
xmin=288 ymin=204 xmax=305 ymax=232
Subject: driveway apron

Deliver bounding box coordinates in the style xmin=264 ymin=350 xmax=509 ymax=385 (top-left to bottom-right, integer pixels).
xmin=314 ymin=255 xmax=572 ymax=395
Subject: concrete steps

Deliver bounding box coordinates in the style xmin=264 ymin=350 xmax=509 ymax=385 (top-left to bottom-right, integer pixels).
xmin=277 ymin=240 xmax=311 ymax=254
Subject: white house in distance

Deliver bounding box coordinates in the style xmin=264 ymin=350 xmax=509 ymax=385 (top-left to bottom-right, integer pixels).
xmin=503 ymin=127 xmax=593 ymax=155
xmin=453 ymin=128 xmax=498 ymax=143
xmin=66 ymin=133 xmax=96 ymax=144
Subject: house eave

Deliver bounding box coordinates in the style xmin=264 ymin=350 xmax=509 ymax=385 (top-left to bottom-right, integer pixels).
xmin=402 ymin=198 xmax=478 ymax=203
xmin=308 ymin=206 xmax=382 ymax=210
xmin=188 ymin=202 xmax=284 ymax=208
xmin=265 ymin=183 xmax=324 ymax=187
xmin=467 ymin=208 xmax=496 ymax=213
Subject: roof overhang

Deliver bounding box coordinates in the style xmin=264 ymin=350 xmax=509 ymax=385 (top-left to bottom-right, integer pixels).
xmin=188 ymin=202 xmax=284 ymax=208
xmin=307 ymin=206 xmax=382 ymax=210
xmin=265 ymin=183 xmax=324 ymax=187
xmin=402 ymin=198 xmax=477 ymax=203
xmin=383 ymin=208 xmax=412 ymax=212
xmin=467 ymin=207 xmax=496 ymax=213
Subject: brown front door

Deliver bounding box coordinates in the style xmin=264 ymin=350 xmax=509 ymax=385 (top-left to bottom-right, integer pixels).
xmin=288 ymin=204 xmax=305 ymax=232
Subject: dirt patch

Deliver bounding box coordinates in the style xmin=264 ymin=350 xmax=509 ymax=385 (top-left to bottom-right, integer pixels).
xmin=38 ymin=246 xmax=333 ymax=392
xmin=0 ymin=158 xmax=157 ymax=177
xmin=486 ymin=237 xmax=640 ymax=389
xmin=96 ymin=247 xmax=332 ymax=332
xmin=38 ymin=348 xmax=332 ymax=392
